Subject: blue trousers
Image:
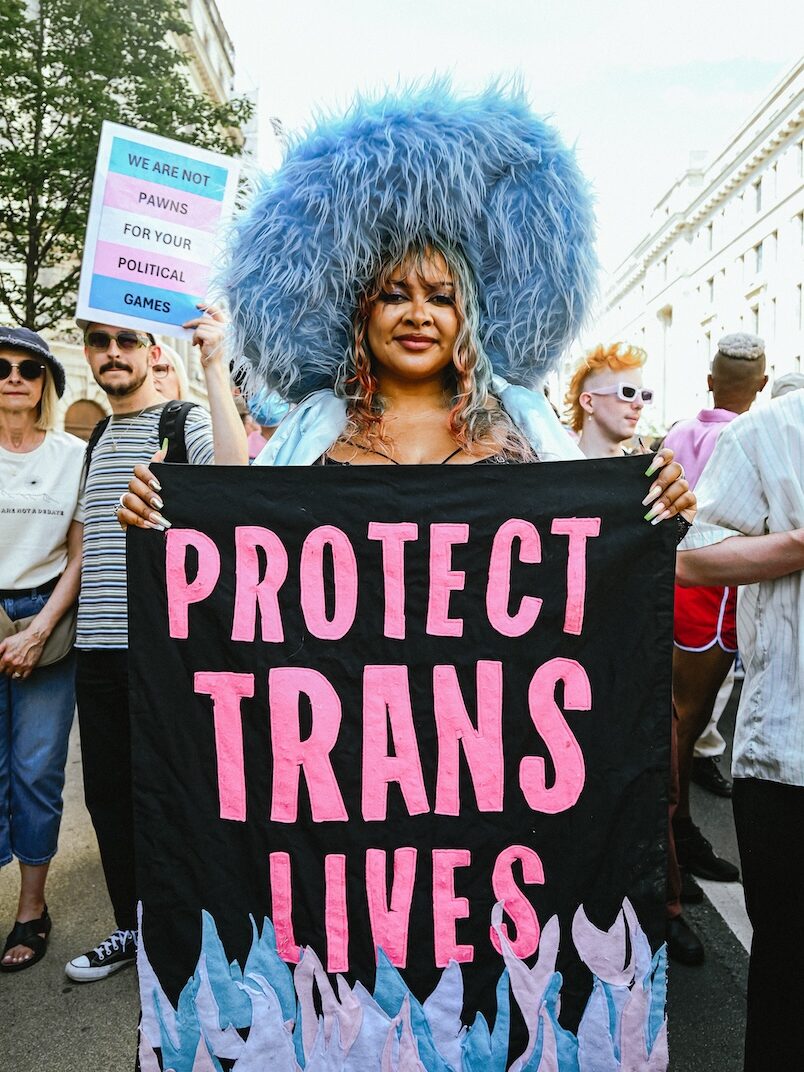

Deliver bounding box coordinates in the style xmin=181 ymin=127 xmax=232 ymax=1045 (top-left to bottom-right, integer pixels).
xmin=0 ymin=592 xmax=76 ymax=866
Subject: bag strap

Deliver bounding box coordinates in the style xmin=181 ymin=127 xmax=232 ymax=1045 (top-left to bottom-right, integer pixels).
xmin=84 ymin=415 xmax=112 ymax=475
xmin=0 ymin=603 xmax=16 ymax=640
xmin=84 ymin=402 xmax=196 ymax=473
xmin=157 ymin=400 xmax=197 ymax=464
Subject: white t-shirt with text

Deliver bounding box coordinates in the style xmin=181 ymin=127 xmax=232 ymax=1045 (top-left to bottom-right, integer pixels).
xmin=0 ymin=429 xmax=85 ymax=589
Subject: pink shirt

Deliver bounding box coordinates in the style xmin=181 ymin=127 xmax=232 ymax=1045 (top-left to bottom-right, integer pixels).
xmin=663 ymin=408 xmax=739 ymax=489
xmin=247 ymin=430 xmax=268 ymax=460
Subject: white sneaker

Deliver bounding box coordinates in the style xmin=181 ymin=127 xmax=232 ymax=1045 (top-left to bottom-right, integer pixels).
xmin=65 ymin=928 xmax=138 ymax=982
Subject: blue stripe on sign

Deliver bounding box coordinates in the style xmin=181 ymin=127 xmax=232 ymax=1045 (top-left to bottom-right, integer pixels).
xmin=90 ymin=275 xmax=202 ymax=326
xmin=108 ymin=137 xmax=228 ymax=200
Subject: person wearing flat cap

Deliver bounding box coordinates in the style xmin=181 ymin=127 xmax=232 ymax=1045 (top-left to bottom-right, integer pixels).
xmin=0 ymin=326 xmax=84 ymax=973
xmin=676 ymin=379 xmax=804 ymax=1070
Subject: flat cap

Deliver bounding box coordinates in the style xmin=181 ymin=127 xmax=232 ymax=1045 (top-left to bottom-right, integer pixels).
xmin=771 ymin=372 xmax=804 ymax=398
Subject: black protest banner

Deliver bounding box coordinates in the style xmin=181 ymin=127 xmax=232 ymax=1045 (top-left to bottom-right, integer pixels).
xmin=128 ymin=457 xmax=674 ymax=1072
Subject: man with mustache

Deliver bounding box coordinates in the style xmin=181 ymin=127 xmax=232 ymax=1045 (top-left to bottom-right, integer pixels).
xmin=66 ymin=310 xmax=245 ymax=983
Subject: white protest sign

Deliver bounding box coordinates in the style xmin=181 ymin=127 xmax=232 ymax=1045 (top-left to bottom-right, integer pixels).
xmin=76 ymin=122 xmax=240 ymax=338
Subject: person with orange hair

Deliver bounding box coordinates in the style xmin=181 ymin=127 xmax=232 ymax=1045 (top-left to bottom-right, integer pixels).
xmin=565 ymin=343 xmax=704 ymax=967
xmin=565 ymin=342 xmax=652 ymax=459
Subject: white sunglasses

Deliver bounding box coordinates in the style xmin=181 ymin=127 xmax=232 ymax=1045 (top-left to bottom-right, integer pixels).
xmin=587 ymin=382 xmax=654 ymax=405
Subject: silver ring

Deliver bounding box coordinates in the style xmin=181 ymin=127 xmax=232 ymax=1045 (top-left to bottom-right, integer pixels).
xmin=12 ymin=672 xmax=22 ymax=679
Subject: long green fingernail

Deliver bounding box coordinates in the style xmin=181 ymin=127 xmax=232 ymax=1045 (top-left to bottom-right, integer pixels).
xmin=161 ymin=437 xmax=169 ymax=454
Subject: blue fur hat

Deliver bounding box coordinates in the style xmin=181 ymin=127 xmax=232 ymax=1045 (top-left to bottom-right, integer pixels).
xmin=225 ymin=81 xmax=597 ymax=402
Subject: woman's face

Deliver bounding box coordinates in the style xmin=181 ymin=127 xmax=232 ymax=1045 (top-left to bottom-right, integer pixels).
xmin=0 ymin=347 xmax=45 ymax=418
xmin=152 ymin=360 xmax=181 ymax=401
xmin=366 ymin=253 xmax=460 ymax=387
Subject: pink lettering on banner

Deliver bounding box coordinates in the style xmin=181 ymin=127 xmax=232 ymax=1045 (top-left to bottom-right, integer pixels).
xmin=166 ymin=529 xmax=221 ymax=638
xmin=520 ymin=658 xmax=592 ymax=813
xmin=362 ymin=666 xmax=429 ymax=821
xmin=193 ymin=671 xmax=254 ymax=822
xmin=433 ymin=661 xmax=504 ymax=815
xmin=432 ymin=849 xmax=474 ymax=966
xmin=325 ymin=854 xmax=349 ymax=972
xmin=300 ymin=526 xmax=358 ymax=640
xmin=365 ymin=847 xmax=418 ymax=967
xmin=102 ymin=171 xmax=222 ymax=231
xmin=486 ymin=519 xmax=543 ymax=636
xmin=366 ymin=522 xmax=419 ymax=639
xmin=268 ymin=668 xmax=348 ymax=823
xmin=231 ymin=527 xmax=288 ymax=642
xmin=93 ymin=240 xmax=208 ymax=296
xmin=490 ymin=846 xmax=544 ymax=957
xmin=269 ymin=853 xmax=301 ymax=963
xmin=426 ymin=523 xmax=469 ymax=636
xmin=551 ymin=518 xmax=601 ymax=636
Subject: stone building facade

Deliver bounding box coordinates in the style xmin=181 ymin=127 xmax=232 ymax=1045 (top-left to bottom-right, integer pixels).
xmin=586 ymin=59 xmax=804 ymax=431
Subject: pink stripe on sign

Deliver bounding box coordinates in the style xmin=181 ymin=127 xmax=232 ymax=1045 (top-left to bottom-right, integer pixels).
xmin=103 ymin=172 xmax=222 ymax=231
xmin=94 ymin=241 xmax=210 ymax=296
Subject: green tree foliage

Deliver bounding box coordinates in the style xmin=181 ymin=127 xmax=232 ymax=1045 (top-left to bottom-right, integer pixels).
xmin=0 ymin=0 xmax=252 ymax=329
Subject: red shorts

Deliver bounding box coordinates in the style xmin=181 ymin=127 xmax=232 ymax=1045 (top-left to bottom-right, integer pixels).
xmin=673 ymin=584 xmax=738 ymax=652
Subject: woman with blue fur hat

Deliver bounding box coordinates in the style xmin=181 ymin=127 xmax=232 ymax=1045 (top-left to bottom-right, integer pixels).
xmin=120 ymin=82 xmax=694 ymax=523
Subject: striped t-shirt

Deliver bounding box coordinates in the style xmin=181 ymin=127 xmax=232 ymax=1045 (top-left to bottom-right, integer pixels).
xmin=76 ymin=403 xmax=214 ymax=649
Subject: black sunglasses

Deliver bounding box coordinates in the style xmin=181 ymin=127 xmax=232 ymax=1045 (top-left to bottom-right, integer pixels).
xmin=0 ymin=358 xmax=46 ymax=381
xmin=84 ymin=330 xmax=151 ymax=352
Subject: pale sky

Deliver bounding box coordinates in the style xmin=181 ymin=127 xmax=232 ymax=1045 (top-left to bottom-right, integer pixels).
xmin=217 ymin=0 xmax=802 ymax=276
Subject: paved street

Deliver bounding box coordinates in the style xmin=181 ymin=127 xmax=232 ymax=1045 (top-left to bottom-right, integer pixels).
xmin=1 ymin=689 xmax=749 ymax=1071
xmin=0 ymin=721 xmax=139 ymax=1071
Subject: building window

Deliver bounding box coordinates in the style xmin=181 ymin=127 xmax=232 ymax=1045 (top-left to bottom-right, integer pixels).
xmin=753 ymin=241 xmax=763 ymax=274
xmin=706 ymin=221 xmax=713 ymax=250
xmin=798 ymin=284 xmax=803 ymax=331
xmin=753 ymin=177 xmax=762 ymax=212
xmin=751 ymin=305 xmax=760 ymax=334
xmin=707 ymin=277 xmax=714 ymax=304
xmin=796 ymin=212 xmax=804 ymax=245
xmin=770 ymin=297 xmax=776 ymax=339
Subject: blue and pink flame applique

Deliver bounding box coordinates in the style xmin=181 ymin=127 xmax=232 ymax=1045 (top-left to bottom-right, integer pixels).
xmin=137 ymin=899 xmax=668 ymax=1072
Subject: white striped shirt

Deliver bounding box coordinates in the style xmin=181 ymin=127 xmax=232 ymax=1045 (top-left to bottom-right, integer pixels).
xmin=76 ymin=403 xmax=214 ymax=649
xmin=680 ymin=391 xmax=804 ymax=785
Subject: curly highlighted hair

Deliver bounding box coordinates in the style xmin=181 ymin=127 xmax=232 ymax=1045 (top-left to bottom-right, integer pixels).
xmin=337 ymin=241 xmax=534 ymax=460
xmin=564 ymin=342 xmax=647 ymax=433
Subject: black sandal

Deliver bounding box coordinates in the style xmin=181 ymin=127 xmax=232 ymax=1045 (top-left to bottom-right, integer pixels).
xmin=0 ymin=906 xmax=52 ymax=973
